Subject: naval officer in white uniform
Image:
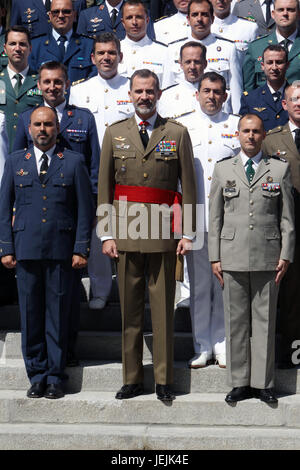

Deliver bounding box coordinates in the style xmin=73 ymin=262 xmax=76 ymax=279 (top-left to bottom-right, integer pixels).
xmin=154 ymin=0 xmax=191 ymax=45
xmin=177 ymin=71 xmax=240 ymax=368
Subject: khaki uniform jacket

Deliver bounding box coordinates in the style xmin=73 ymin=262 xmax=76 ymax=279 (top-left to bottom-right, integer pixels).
xmin=262 ymin=123 xmax=300 ymax=192
xmin=97 ymin=114 xmax=197 ymax=252
xmin=208 ymin=153 xmax=295 ymax=271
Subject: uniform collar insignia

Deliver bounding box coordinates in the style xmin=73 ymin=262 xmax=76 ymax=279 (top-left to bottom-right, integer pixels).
xmin=57 ymin=152 xmax=64 ymax=159
xmin=25 ymin=152 xmax=32 ymax=160
xmin=67 ymin=110 xmax=73 ymax=116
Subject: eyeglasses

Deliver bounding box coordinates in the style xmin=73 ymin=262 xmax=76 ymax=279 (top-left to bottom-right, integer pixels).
xmin=50 ymin=9 xmax=72 ymax=17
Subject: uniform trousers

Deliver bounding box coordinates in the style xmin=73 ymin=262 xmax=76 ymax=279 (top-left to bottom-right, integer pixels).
xmin=88 ymin=226 xmax=112 ymax=299
xmin=117 ymin=251 xmax=176 ymax=385
xmin=222 ymin=270 xmax=279 ymax=389
xmin=16 ymin=259 xmax=73 ymax=385
xmin=187 ymin=233 xmax=225 ymax=355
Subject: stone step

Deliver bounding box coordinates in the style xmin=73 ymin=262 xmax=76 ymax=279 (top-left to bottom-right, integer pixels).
xmin=0 ymin=359 xmax=299 ymax=395
xmin=1 ymin=422 xmax=300 ymax=450
xmin=0 ymin=331 xmax=194 ymax=361
xmin=0 ymin=359 xmax=229 ymax=394
xmin=1 ymin=390 xmax=300 ymax=428
xmin=0 ymin=303 xmax=192 ymax=332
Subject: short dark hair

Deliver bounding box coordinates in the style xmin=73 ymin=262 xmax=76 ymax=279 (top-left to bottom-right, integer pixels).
xmin=5 ymin=26 xmax=31 ymax=45
xmin=92 ymin=32 xmax=121 ymax=55
xmin=238 ymin=113 xmax=265 ymax=131
xmin=130 ymin=69 xmax=160 ymax=91
xmin=262 ymin=44 xmax=289 ymax=63
xmin=180 ymin=41 xmax=207 ymax=61
xmin=38 ymin=61 xmax=69 ymax=82
xmin=198 ymin=71 xmax=226 ymax=93
xmin=122 ymin=0 xmax=148 ymax=16
xmin=188 ymin=0 xmax=214 ymax=18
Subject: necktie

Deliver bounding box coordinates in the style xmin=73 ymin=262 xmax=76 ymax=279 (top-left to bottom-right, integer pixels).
xmin=58 ymin=35 xmax=67 ymax=60
xmin=295 ymin=129 xmax=300 ymax=154
xmin=273 ymin=91 xmax=281 ymax=102
xmin=265 ymin=0 xmax=272 ymax=25
xmin=13 ymin=73 xmax=22 ymax=95
xmin=281 ymin=38 xmax=290 ymax=51
xmin=139 ymin=121 xmax=149 ymax=149
xmin=45 ymin=0 xmax=51 ymax=12
xmin=111 ymin=8 xmax=118 ymax=28
xmin=39 ymin=153 xmax=49 ymax=183
xmin=246 ymin=158 xmax=255 ymax=183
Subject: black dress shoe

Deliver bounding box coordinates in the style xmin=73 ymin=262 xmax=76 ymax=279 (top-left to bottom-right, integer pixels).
xmin=44 ymin=383 xmax=64 ymax=399
xmin=115 ymin=384 xmax=144 ymax=400
xmin=27 ymin=382 xmax=45 ymax=398
xmin=156 ymin=384 xmax=175 ymax=402
xmin=254 ymin=388 xmax=278 ymax=404
xmin=225 ymin=386 xmax=253 ymax=403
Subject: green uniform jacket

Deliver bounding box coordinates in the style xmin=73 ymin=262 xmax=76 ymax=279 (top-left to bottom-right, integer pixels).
xmin=97 ymin=114 xmax=197 ymax=253
xmin=242 ymin=30 xmax=300 ymax=91
xmin=0 ymin=67 xmax=43 ymax=151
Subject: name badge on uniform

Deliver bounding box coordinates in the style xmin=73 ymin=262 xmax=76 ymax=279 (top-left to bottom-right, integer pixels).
xmin=262 ymin=182 xmax=280 ymax=192
xmin=0 ymin=80 xmax=6 ymax=105
xmin=156 ymin=140 xmax=177 ymax=156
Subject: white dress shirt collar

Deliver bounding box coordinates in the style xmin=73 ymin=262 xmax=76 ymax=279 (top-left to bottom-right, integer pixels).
xmin=106 ymin=0 xmax=123 ymax=15
xmin=240 ymin=150 xmax=263 ymax=170
xmin=44 ymin=99 xmax=66 ymax=123
xmin=7 ymin=65 xmax=29 ymax=82
xmin=52 ymin=27 xmax=73 ymax=44
xmin=123 ymin=34 xmax=152 ymax=47
xmin=34 ymin=144 xmax=56 ymax=172
xmin=276 ymin=28 xmax=298 ymax=46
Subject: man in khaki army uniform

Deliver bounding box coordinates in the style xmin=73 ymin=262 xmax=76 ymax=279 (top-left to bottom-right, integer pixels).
xmin=1 ymin=26 xmax=43 ymax=151
xmin=208 ymin=113 xmax=295 ymax=403
xmin=262 ymin=83 xmax=300 ymax=367
xmin=97 ymin=69 xmax=197 ymax=401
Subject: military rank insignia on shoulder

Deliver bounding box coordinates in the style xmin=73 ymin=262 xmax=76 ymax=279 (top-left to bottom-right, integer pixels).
xmin=217 ymin=155 xmax=234 ymax=163
xmin=237 ymin=15 xmax=256 ymax=22
xmin=169 ymin=37 xmax=188 ymax=45
xmin=153 ymin=39 xmax=168 ymax=47
xmin=154 ymin=15 xmax=168 ymax=22
xmin=266 ymin=126 xmax=282 ymax=135
xmin=243 ymin=91 xmax=249 ymax=96
xmin=270 ymin=152 xmax=287 ymax=162
xmin=72 ymin=77 xmax=87 ymax=87
xmin=162 ymin=83 xmax=179 ymax=93
xmin=214 ymin=35 xmax=234 ymax=43
xmin=110 ymin=117 xmax=129 ymax=126
xmin=172 ymin=109 xmax=196 ymax=119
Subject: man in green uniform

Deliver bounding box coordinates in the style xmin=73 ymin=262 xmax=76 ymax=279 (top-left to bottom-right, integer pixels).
xmin=0 ymin=26 xmax=43 ymax=151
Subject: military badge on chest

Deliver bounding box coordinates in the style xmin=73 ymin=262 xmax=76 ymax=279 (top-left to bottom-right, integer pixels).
xmin=156 ymin=140 xmax=177 ymax=157
xmin=224 ymin=180 xmax=236 ymax=193
xmin=262 ymin=176 xmax=280 ymax=192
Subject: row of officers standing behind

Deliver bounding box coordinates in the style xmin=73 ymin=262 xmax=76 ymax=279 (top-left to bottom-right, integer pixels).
xmin=0 ymin=0 xmax=299 ymax=401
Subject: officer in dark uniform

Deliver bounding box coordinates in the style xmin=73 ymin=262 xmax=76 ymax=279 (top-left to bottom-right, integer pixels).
xmin=1 ymin=26 xmax=43 ymax=152
xmin=0 ymin=106 xmax=94 ymax=399
xmin=240 ymin=44 xmax=289 ymax=131
xmin=29 ymin=0 xmax=94 ymax=85
xmin=76 ymin=0 xmax=155 ymax=40
xmin=13 ymin=61 xmax=100 ymax=365
xmin=10 ymin=0 xmax=87 ymax=39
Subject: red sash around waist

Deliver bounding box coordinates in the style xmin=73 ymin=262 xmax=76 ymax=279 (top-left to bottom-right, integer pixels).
xmin=114 ymin=184 xmax=182 ymax=233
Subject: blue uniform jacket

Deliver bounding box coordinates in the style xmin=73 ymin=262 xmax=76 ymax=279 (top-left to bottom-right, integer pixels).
xmin=29 ymin=32 xmax=94 ymax=84
xmin=13 ymin=104 xmax=100 ymax=195
xmin=0 ymin=147 xmax=94 ymax=260
xmin=10 ymin=0 xmax=87 ymax=39
xmin=239 ymin=82 xmax=289 ymax=131
xmin=76 ymin=3 xmax=155 ymax=40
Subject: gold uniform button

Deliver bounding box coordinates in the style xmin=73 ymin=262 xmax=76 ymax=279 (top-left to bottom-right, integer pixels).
xmin=142 ymin=158 xmax=146 ymax=163
xmin=105 ymin=122 xmax=108 ymax=127
xmin=105 ymin=106 xmax=109 ymax=109
xmin=249 ymin=188 xmax=253 ymax=193
xmin=208 ymin=140 xmax=212 ymax=144
xmin=143 ymin=173 xmax=148 ymax=178
xmin=249 ymin=225 xmax=254 ymax=230
xmin=15 ymin=100 xmax=19 ymax=104
xmin=43 ymin=195 xmax=47 ymax=200
xmin=276 ymin=115 xmax=280 ymax=119
xmin=104 ymin=89 xmax=108 ymax=93
xmin=208 ymin=176 xmax=212 ymax=181
xmin=250 ymin=200 xmax=254 ymax=205
xmin=42 ymin=219 xmax=46 ymax=223
xmin=208 ymin=158 xmax=212 ymax=162
xmin=43 ymin=207 xmax=47 ymax=212
xmin=208 ymin=124 xmax=212 ymax=128
xmin=13 ymin=113 xmax=18 ymax=117
xmin=19 ymin=184 xmax=23 ymax=187
xmin=122 ymin=156 xmax=125 ymax=160
xmin=42 ymin=184 xmax=46 ymax=188
xmin=249 ymin=212 xmax=253 ymax=217
xmin=13 ymin=125 xmax=16 ymax=129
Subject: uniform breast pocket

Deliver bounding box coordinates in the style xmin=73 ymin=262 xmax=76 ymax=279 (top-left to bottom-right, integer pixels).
xmin=67 ymin=132 xmax=88 ymax=151
xmin=207 ymin=60 xmax=229 ymax=82
xmin=223 ymin=187 xmax=239 ymax=212
xmin=113 ymin=151 xmax=136 ymax=180
xmin=262 ymin=187 xmax=281 ymax=213
xmin=86 ymin=22 xmax=105 ymax=35
xmin=155 ymin=152 xmax=178 ymax=181
xmin=52 ymin=177 xmax=73 ymax=203
xmin=15 ymin=177 xmax=33 ymax=205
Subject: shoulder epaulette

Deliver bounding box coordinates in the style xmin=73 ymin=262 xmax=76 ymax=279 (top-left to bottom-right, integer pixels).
xmin=167 ymin=118 xmax=186 ymax=127
xmin=172 ymin=109 xmax=196 ymax=119
xmin=229 ymin=113 xmax=241 ymax=117
xmin=154 ymin=15 xmax=169 ymax=23
xmin=252 ymin=34 xmax=269 ymax=43
xmin=266 ymin=125 xmax=283 ymax=135
xmin=214 ymin=35 xmax=234 ymax=43
xmin=168 ymin=37 xmax=188 ymax=45
xmin=153 ymin=38 xmax=168 ymax=47
xmin=110 ymin=117 xmax=129 ymax=126
xmin=217 ymin=155 xmax=235 ymax=163
xmin=72 ymin=77 xmax=87 ymax=86
xmin=237 ymin=15 xmax=256 ymax=22
xmin=269 ymin=154 xmax=287 ymax=162
xmin=161 ymin=83 xmax=179 ymax=93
